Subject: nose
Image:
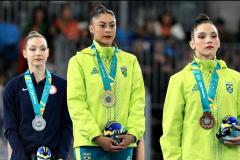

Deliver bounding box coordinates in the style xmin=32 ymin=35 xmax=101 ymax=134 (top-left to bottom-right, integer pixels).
xmin=206 ymin=36 xmax=213 ymax=44
xmin=36 ymin=49 xmax=42 ymax=56
xmin=105 ymin=25 xmax=111 ymax=32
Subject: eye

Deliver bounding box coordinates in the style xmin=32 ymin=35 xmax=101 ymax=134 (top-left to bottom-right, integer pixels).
xmin=29 ymin=48 xmax=36 ymax=51
xmin=110 ymin=24 xmax=115 ymax=28
xmin=211 ymin=34 xmax=218 ymax=38
xmin=41 ymin=48 xmax=47 ymax=51
xmin=198 ymin=35 xmax=205 ymax=39
xmin=98 ymin=24 xmax=106 ymax=28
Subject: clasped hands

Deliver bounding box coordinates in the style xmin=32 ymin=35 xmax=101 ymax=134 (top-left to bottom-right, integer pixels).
xmin=93 ymin=134 xmax=135 ymax=152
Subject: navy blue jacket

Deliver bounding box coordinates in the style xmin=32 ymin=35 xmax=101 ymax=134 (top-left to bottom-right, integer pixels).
xmin=3 ymin=72 xmax=73 ymax=160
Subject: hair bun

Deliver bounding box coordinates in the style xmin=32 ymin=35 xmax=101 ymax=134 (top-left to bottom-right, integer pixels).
xmin=195 ymin=13 xmax=210 ymax=24
xmin=27 ymin=31 xmax=40 ymax=37
xmin=94 ymin=4 xmax=107 ymax=12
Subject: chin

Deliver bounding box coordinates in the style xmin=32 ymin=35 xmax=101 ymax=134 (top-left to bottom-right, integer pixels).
xmin=33 ymin=63 xmax=45 ymax=67
xmin=103 ymin=39 xmax=113 ymax=46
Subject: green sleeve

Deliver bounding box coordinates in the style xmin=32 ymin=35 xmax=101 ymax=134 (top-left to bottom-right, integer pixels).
xmin=127 ymin=58 xmax=145 ymax=141
xmin=160 ymin=74 xmax=185 ymax=160
xmin=67 ymin=56 xmax=102 ymax=143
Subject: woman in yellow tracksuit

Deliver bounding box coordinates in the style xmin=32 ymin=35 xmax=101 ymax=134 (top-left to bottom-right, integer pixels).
xmin=160 ymin=14 xmax=240 ymax=160
xmin=67 ymin=4 xmax=145 ymax=160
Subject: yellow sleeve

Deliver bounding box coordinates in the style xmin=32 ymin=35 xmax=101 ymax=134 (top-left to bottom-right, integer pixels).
xmin=127 ymin=57 xmax=146 ymax=141
xmin=67 ymin=56 xmax=102 ymax=143
xmin=160 ymin=74 xmax=185 ymax=160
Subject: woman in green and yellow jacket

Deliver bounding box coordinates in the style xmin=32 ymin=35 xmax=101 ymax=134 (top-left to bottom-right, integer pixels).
xmin=160 ymin=14 xmax=240 ymax=160
xmin=67 ymin=4 xmax=145 ymax=160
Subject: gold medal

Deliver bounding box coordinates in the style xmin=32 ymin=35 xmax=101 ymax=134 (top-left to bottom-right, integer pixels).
xmin=102 ymin=91 xmax=116 ymax=107
xmin=200 ymin=112 xmax=215 ymax=129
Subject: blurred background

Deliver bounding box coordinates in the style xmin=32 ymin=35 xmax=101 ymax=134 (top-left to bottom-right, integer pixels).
xmin=1 ymin=1 xmax=240 ymax=160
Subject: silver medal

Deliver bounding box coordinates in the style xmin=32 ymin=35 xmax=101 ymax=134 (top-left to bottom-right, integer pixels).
xmin=32 ymin=115 xmax=46 ymax=131
xmin=102 ymin=91 xmax=116 ymax=107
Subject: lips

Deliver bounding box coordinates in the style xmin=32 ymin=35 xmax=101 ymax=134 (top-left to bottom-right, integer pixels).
xmin=34 ymin=59 xmax=43 ymax=61
xmin=205 ymin=46 xmax=214 ymax=49
xmin=104 ymin=35 xmax=112 ymax=38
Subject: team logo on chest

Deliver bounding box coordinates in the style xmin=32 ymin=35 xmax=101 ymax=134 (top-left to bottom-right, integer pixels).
xmin=225 ymin=82 xmax=233 ymax=93
xmin=120 ymin=66 xmax=127 ymax=77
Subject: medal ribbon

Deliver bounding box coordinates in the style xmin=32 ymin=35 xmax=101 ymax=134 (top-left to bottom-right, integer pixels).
xmin=24 ymin=69 xmax=51 ymax=116
xmin=91 ymin=43 xmax=118 ymax=91
xmin=192 ymin=60 xmax=220 ymax=112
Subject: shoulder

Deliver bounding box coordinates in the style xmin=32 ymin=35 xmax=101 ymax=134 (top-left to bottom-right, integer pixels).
xmin=5 ymin=74 xmax=24 ymax=88
xmin=171 ymin=64 xmax=191 ymax=79
xmin=218 ymin=59 xmax=240 ymax=76
xmin=168 ymin=64 xmax=191 ymax=86
xmin=75 ymin=47 xmax=93 ymax=58
xmin=51 ymin=72 xmax=66 ymax=86
xmin=4 ymin=73 xmax=24 ymax=95
xmin=118 ymin=49 xmax=136 ymax=59
xmin=69 ymin=46 xmax=93 ymax=64
xmin=117 ymin=49 xmax=138 ymax=65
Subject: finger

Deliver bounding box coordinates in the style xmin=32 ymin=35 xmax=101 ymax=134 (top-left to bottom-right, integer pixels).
xmin=117 ymin=140 xmax=130 ymax=148
xmin=228 ymin=137 xmax=240 ymax=142
xmin=109 ymin=139 xmax=119 ymax=146
xmin=224 ymin=141 xmax=240 ymax=145
xmin=116 ymin=135 xmax=125 ymax=139
xmin=223 ymin=136 xmax=240 ymax=142
xmin=110 ymin=145 xmax=124 ymax=152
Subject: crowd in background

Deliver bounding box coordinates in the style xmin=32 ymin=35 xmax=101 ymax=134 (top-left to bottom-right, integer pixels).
xmin=1 ymin=2 xmax=240 ymax=159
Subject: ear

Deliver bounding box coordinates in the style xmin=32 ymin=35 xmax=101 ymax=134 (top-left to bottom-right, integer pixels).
xmin=46 ymin=48 xmax=50 ymax=58
xmin=23 ymin=49 xmax=27 ymax=59
xmin=189 ymin=40 xmax=195 ymax=50
xmin=89 ymin=25 xmax=93 ymax=34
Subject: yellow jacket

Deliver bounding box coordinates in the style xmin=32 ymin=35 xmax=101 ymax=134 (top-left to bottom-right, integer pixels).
xmin=160 ymin=58 xmax=240 ymax=160
xmin=67 ymin=41 xmax=145 ymax=147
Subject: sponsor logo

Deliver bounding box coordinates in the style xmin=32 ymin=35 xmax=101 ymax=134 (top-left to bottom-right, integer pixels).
xmin=22 ymin=88 xmax=28 ymax=91
xmin=91 ymin=67 xmax=99 ymax=75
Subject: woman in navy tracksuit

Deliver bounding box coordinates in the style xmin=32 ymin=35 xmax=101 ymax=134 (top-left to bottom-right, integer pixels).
xmin=3 ymin=31 xmax=73 ymax=160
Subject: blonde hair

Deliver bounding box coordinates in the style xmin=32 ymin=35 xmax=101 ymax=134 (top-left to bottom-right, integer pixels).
xmin=25 ymin=31 xmax=47 ymax=48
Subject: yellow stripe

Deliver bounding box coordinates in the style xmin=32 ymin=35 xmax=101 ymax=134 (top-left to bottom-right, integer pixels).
xmin=75 ymin=147 xmax=81 ymax=160
xmin=40 ymin=101 xmax=46 ymax=107
xmin=208 ymin=98 xmax=214 ymax=103
xmin=109 ymin=76 xmax=114 ymax=81
xmin=25 ymin=76 xmax=31 ymax=80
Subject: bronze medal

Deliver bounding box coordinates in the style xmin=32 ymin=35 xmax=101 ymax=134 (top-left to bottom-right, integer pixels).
xmin=200 ymin=112 xmax=215 ymax=129
xmin=102 ymin=91 xmax=116 ymax=107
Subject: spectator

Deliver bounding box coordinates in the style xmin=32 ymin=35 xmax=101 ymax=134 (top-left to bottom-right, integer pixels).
xmin=214 ymin=17 xmax=235 ymax=43
xmin=155 ymin=10 xmax=186 ymax=41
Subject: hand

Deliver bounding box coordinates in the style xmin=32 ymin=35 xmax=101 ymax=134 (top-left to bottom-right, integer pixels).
xmin=224 ymin=136 xmax=240 ymax=145
xmin=93 ymin=136 xmax=124 ymax=152
xmin=116 ymin=134 xmax=135 ymax=148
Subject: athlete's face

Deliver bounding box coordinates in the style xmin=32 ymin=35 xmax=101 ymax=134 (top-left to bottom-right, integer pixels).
xmin=190 ymin=23 xmax=220 ymax=60
xmin=23 ymin=37 xmax=49 ymax=68
xmin=89 ymin=13 xmax=116 ymax=47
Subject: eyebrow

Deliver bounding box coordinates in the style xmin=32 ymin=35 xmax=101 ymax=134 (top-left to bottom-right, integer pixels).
xmin=28 ymin=45 xmax=46 ymax=48
xmin=97 ymin=21 xmax=116 ymax=24
xmin=197 ymin=31 xmax=217 ymax=35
